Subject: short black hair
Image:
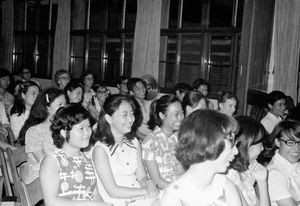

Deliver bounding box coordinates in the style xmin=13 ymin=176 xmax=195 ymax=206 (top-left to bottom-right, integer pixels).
xmin=192 ymin=78 xmax=209 ymax=91
xmin=174 ymin=83 xmax=192 ymax=94
xmin=127 ymin=77 xmax=146 ymax=92
xmin=51 ymin=103 xmax=92 ymax=148
xmin=148 ymin=95 xmax=181 ymax=130
xmin=268 ymin=90 xmax=286 ymax=105
xmin=217 ymin=90 xmax=237 ymax=104
xmin=64 ymin=80 xmax=84 ymax=103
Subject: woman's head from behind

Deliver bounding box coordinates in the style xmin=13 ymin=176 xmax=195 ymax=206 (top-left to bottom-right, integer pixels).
xmin=51 ymin=104 xmax=92 ymax=149
xmin=218 ymin=90 xmax=237 ymax=116
xmin=266 ymin=120 xmax=300 ymax=164
xmin=230 ymin=116 xmax=265 ymax=172
xmin=94 ymin=94 xmax=137 ymax=146
xmin=182 ymin=91 xmax=207 ymax=117
xmin=176 ymin=110 xmax=238 ymax=171
xmin=148 ymin=95 xmax=184 ymax=132
xmin=64 ymin=80 xmax=84 ymax=103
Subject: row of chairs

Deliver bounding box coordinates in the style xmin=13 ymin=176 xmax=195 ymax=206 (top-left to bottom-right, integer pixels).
xmin=0 ymin=128 xmax=32 ymax=206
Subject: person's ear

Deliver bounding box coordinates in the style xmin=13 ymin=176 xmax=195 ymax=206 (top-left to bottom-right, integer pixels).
xmin=159 ymin=112 xmax=165 ymax=120
xmin=104 ymin=114 xmax=112 ymax=124
xmin=186 ymin=105 xmax=192 ymax=115
xmin=21 ymin=93 xmax=26 ymax=100
xmin=275 ymin=138 xmax=280 ymax=148
xmin=268 ymin=103 xmax=273 ymax=111
xmin=60 ymin=129 xmax=66 ymax=138
xmin=219 ymin=103 xmax=223 ymax=110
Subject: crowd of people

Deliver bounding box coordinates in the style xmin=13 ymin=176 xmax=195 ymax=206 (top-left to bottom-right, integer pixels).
xmin=0 ymin=66 xmax=300 ymax=206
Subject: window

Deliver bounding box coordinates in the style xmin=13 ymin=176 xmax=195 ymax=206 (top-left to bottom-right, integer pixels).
xmin=70 ymin=0 xmax=136 ymax=83
xmin=159 ymin=0 xmax=243 ymax=98
xmin=13 ymin=0 xmax=57 ymax=79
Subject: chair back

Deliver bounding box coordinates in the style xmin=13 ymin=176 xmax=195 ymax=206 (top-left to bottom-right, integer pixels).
xmin=6 ymin=147 xmax=31 ymax=206
xmin=0 ymin=148 xmax=13 ymax=196
xmin=6 ymin=127 xmax=16 ymax=146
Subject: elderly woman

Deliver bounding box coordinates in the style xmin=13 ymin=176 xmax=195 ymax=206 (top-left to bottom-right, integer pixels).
xmin=159 ymin=110 xmax=242 ymax=206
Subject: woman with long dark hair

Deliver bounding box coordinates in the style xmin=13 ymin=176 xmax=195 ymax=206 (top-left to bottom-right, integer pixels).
xmin=227 ymin=116 xmax=269 ymax=206
xmin=18 ymin=88 xmax=66 ymax=204
xmin=91 ymin=94 xmax=158 ymax=206
xmin=10 ymin=81 xmax=40 ymax=138
xmin=142 ymin=95 xmax=184 ymax=189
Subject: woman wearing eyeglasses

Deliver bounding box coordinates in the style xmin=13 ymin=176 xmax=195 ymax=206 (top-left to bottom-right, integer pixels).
xmin=159 ymin=110 xmax=241 ymax=206
xmin=265 ymin=120 xmax=300 ymax=206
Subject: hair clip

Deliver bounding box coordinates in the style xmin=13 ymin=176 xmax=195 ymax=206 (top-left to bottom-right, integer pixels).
xmin=46 ymin=93 xmax=49 ymax=103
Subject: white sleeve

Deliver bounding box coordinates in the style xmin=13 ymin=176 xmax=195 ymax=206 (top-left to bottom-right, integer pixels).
xmin=268 ymin=169 xmax=292 ymax=201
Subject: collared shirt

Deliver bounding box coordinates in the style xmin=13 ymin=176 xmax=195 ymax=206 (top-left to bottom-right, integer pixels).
xmin=261 ymin=112 xmax=282 ymax=134
xmin=142 ymin=127 xmax=178 ymax=182
xmin=267 ymin=151 xmax=300 ymax=206
xmin=91 ymin=138 xmax=143 ymax=206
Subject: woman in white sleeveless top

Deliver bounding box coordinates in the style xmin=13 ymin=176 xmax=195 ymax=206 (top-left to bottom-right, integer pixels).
xmin=91 ymin=94 xmax=159 ymax=206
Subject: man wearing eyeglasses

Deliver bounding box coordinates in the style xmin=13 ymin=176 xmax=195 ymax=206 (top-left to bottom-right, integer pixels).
xmin=267 ymin=120 xmax=300 ymax=206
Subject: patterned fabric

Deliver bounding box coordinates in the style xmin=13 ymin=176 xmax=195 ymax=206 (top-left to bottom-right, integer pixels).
xmin=142 ymin=127 xmax=178 ymax=182
xmin=160 ymin=174 xmax=228 ymax=206
xmin=24 ymin=121 xmax=55 ymax=184
xmin=54 ymin=149 xmax=97 ymax=200
xmin=227 ymin=168 xmax=257 ymax=206
xmin=0 ymin=91 xmax=14 ymax=115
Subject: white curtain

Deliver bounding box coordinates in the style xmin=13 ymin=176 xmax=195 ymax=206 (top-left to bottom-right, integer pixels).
xmin=132 ymin=0 xmax=162 ymax=79
xmin=52 ymin=0 xmax=71 ymax=82
xmin=273 ymin=0 xmax=300 ymax=102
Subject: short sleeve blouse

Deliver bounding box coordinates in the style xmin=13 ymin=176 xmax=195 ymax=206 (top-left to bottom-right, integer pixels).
xmin=142 ymin=127 xmax=178 ymax=182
